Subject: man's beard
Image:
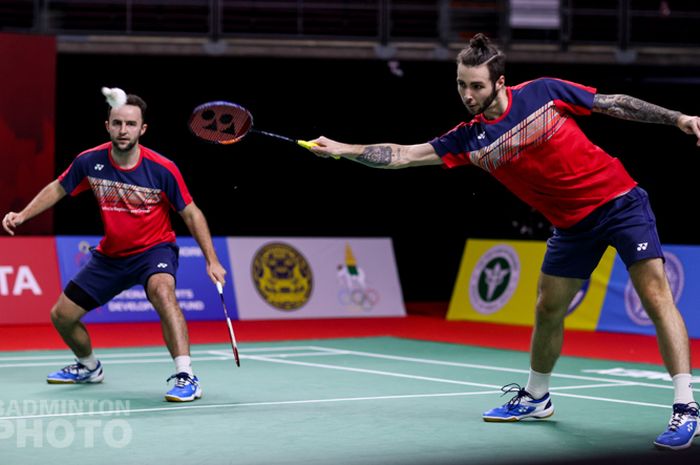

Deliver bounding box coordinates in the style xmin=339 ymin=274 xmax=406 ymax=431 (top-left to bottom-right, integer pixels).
xmin=112 ymin=138 xmax=137 ymax=153
xmin=466 ymin=85 xmax=499 ymax=118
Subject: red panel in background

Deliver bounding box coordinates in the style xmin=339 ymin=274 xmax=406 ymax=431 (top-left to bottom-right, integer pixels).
xmin=0 ymin=33 xmax=56 ymax=234
xmin=0 ymin=237 xmax=62 ymax=324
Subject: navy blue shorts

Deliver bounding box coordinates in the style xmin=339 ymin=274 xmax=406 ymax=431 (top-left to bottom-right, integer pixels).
xmin=542 ymin=187 xmax=664 ymax=279
xmin=65 ymin=242 xmax=179 ymax=311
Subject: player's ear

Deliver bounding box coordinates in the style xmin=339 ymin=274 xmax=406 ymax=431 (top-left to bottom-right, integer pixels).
xmin=140 ymin=123 xmax=148 ymax=136
xmin=496 ymin=75 xmax=505 ymax=90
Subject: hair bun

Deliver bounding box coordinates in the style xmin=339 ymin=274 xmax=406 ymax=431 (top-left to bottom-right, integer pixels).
xmin=469 ymin=33 xmax=491 ymax=50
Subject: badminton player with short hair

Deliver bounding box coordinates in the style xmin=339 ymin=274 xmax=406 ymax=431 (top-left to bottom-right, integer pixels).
xmin=2 ymin=89 xmax=226 ymax=402
xmin=309 ymin=33 xmax=700 ymax=450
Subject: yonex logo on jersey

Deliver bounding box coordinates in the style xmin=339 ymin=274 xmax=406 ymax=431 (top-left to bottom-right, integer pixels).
xmin=477 ymin=131 xmax=486 ymax=140
xmin=94 ymin=164 xmax=104 ymax=171
xmin=156 ymin=263 xmax=168 ymax=269
xmin=637 ymin=242 xmax=648 ymax=251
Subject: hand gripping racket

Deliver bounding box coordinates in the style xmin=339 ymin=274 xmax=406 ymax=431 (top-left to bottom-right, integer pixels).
xmin=188 ymin=101 xmax=338 ymax=158
xmin=216 ymin=281 xmax=240 ymax=367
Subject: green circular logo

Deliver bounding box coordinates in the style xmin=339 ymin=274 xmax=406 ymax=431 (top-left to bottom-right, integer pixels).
xmin=469 ymin=245 xmax=520 ymax=314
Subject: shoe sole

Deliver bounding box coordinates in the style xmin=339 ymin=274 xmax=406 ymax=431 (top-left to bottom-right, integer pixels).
xmin=46 ymin=374 xmax=105 ymax=384
xmin=164 ymin=388 xmax=203 ymax=403
xmin=483 ymin=409 xmax=555 ymax=422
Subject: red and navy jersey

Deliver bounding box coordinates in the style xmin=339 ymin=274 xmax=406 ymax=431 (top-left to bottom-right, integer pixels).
xmin=58 ymin=142 xmax=193 ymax=257
xmin=429 ymin=78 xmax=637 ymax=228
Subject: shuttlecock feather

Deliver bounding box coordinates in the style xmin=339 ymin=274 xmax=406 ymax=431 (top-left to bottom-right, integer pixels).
xmin=101 ymin=87 xmax=127 ymax=109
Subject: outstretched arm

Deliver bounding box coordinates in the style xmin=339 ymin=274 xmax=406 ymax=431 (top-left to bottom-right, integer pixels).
xmin=2 ymin=180 xmax=66 ymax=235
xmin=179 ymin=202 xmax=227 ymax=285
xmin=308 ymin=136 xmax=442 ymax=169
xmin=593 ymin=94 xmax=700 ymax=145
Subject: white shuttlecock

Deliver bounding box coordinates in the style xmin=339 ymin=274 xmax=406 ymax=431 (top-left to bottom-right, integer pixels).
xmin=101 ymin=87 xmax=127 ymax=109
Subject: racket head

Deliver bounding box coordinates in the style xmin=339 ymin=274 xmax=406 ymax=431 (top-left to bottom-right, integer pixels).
xmin=188 ymin=101 xmax=253 ymax=145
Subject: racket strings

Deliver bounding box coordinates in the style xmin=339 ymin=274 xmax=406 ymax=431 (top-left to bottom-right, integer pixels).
xmin=189 ymin=102 xmax=253 ymax=144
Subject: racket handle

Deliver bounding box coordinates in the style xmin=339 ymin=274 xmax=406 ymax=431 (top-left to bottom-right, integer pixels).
xmin=297 ymin=140 xmax=340 ymax=160
xmin=216 ymin=281 xmax=223 ymax=294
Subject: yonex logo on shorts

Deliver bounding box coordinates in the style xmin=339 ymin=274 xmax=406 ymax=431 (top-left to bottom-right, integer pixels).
xmin=156 ymin=263 xmax=168 ymax=268
xmin=637 ymin=242 xmax=648 ymax=251
xmin=469 ymin=244 xmax=520 ymax=315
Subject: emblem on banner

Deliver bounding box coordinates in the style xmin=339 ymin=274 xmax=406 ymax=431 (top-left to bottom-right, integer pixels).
xmin=469 ymin=245 xmax=520 ymax=314
xmin=336 ymin=243 xmax=379 ymax=311
xmin=252 ymin=242 xmax=313 ymax=310
xmin=624 ymin=251 xmax=684 ymax=326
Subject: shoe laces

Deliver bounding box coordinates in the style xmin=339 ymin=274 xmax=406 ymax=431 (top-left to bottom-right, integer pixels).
xmin=500 ymin=383 xmax=532 ymax=408
xmin=667 ymin=402 xmax=700 ymax=432
xmin=166 ymin=373 xmax=194 ymax=388
xmin=62 ymin=361 xmax=88 ymax=375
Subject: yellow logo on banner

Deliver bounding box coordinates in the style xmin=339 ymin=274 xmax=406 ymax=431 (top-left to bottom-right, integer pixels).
xmin=447 ymin=239 xmax=614 ymax=330
xmin=251 ymin=242 xmax=313 ymax=311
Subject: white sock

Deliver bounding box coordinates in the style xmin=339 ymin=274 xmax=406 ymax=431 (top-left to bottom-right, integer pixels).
xmin=672 ymin=373 xmax=695 ymax=405
xmin=78 ymin=353 xmax=98 ymax=371
xmin=525 ymin=368 xmax=551 ymax=400
xmin=174 ymin=355 xmax=193 ymax=377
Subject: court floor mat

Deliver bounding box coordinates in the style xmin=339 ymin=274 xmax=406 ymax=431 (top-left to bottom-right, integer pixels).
xmin=1 ymin=337 xmax=698 ymax=465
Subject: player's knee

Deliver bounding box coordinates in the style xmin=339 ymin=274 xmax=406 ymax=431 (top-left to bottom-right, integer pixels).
xmin=50 ymin=302 xmax=79 ymax=327
xmin=147 ymin=280 xmax=175 ymax=306
xmin=535 ymin=300 xmax=567 ymax=323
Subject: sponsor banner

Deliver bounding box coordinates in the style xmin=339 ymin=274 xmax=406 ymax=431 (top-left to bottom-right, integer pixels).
xmin=55 ymin=236 xmax=236 ymax=322
xmin=446 ymin=239 xmax=614 ymax=330
xmin=226 ymin=237 xmax=405 ymax=319
xmin=0 ymin=237 xmax=63 ymax=324
xmin=598 ymin=245 xmax=699 ymax=338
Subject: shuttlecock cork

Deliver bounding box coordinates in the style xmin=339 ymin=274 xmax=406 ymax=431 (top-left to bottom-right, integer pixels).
xmin=101 ymin=87 xmax=127 ymax=109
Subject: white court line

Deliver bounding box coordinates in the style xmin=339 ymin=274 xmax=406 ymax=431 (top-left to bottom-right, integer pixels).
xmin=552 ymin=392 xmax=669 ymax=409
xmin=0 ymin=346 xmax=321 ymax=362
xmin=551 ymin=383 xmax=635 ymax=390
xmin=248 ymin=356 xmax=641 ymax=394
xmin=244 ymin=356 xmax=673 ymax=411
xmin=0 ymin=345 xmax=682 ymax=418
xmin=248 ymin=355 xmax=500 ymax=389
xmin=0 ymin=390 xmax=504 ymax=421
xmin=207 ymin=350 xmax=335 ymax=359
xmin=4 ymin=344 xmax=693 ymax=393
xmin=0 ymin=346 xmax=340 ymax=368
xmin=0 ymin=387 xmax=672 ymax=423
xmin=305 ymin=346 xmax=696 ymax=391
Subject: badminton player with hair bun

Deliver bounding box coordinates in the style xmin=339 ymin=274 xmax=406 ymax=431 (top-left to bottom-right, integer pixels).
xmin=2 ymin=88 xmax=226 ymax=402
xmin=310 ymin=33 xmax=700 ymax=450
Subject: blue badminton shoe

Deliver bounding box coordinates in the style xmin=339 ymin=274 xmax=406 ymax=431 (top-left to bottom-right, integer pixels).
xmin=654 ymin=402 xmax=699 ymax=451
xmin=482 ymin=383 xmax=554 ymax=422
xmin=165 ymin=373 xmax=202 ymax=402
xmin=47 ymin=360 xmax=104 ymax=384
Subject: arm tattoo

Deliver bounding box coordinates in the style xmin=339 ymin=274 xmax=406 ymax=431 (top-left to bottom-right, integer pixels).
xmin=593 ymin=94 xmax=681 ymax=126
xmin=355 ymin=145 xmax=395 ymax=167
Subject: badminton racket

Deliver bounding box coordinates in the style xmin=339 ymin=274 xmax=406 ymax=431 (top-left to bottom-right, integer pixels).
xmin=216 ymin=281 xmax=240 ymax=367
xmin=188 ymin=100 xmax=338 ymax=158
